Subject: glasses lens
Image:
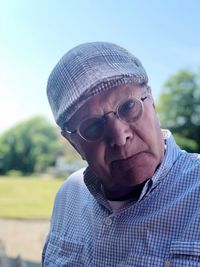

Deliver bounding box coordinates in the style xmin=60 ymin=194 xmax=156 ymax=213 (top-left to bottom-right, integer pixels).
xmin=79 ymin=118 xmax=104 ymax=141
xmin=118 ymin=99 xmax=143 ymax=122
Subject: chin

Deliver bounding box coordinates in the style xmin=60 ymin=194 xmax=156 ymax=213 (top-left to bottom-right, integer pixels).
xmin=110 ymin=161 xmax=159 ymax=188
xmin=126 ymin=168 xmax=153 ymax=185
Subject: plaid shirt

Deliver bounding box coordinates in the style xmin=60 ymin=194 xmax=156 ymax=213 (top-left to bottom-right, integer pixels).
xmin=42 ymin=132 xmax=200 ymax=267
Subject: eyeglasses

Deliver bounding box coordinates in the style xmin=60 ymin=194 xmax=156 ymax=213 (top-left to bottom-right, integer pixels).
xmin=64 ymin=95 xmax=148 ymax=142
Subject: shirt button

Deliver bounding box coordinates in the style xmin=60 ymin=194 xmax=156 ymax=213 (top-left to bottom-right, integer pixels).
xmin=164 ymin=260 xmax=170 ymax=267
xmin=105 ymin=218 xmax=112 ymax=225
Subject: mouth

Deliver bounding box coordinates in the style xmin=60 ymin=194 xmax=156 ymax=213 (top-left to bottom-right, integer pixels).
xmin=110 ymin=152 xmax=143 ymax=172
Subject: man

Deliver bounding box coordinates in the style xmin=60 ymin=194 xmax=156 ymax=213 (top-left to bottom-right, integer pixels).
xmin=42 ymin=42 xmax=200 ymax=266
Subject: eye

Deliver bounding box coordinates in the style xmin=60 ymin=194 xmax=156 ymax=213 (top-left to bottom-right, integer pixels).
xmin=80 ymin=118 xmax=104 ymax=140
xmin=119 ymin=99 xmax=135 ymax=116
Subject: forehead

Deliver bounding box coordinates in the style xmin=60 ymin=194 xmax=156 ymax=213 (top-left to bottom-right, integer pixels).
xmin=68 ymin=84 xmax=143 ymax=125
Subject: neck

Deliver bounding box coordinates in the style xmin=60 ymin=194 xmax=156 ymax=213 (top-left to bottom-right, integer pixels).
xmin=102 ymin=180 xmax=148 ymax=201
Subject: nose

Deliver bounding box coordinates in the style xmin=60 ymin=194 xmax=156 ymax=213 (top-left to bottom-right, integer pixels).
xmin=104 ymin=116 xmax=133 ymax=147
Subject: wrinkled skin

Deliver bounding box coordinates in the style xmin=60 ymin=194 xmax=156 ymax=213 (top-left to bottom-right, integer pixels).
xmin=63 ymin=84 xmax=165 ymax=200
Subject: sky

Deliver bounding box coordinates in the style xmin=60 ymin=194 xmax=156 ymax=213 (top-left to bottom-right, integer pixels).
xmin=0 ymin=0 xmax=200 ymax=133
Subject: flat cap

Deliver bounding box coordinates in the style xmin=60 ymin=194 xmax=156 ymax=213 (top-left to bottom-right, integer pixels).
xmin=47 ymin=42 xmax=148 ymax=128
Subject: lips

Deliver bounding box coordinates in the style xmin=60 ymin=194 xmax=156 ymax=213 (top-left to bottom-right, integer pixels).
xmin=110 ymin=153 xmax=142 ymax=172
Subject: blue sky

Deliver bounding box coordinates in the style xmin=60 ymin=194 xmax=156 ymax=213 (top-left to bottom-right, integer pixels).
xmin=0 ymin=0 xmax=200 ymax=133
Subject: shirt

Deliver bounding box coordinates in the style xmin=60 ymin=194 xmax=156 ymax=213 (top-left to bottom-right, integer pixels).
xmin=42 ymin=132 xmax=200 ymax=267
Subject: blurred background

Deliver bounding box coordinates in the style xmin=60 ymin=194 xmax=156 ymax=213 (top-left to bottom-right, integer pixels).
xmin=0 ymin=0 xmax=200 ymax=265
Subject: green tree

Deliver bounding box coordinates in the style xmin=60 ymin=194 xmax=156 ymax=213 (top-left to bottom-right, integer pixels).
xmin=0 ymin=117 xmax=62 ymax=175
xmin=157 ymin=69 xmax=200 ymax=152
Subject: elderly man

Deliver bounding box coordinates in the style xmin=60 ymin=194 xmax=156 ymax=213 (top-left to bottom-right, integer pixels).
xmin=42 ymin=42 xmax=200 ymax=266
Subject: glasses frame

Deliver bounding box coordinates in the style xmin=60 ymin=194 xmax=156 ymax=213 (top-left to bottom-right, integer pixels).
xmin=62 ymin=93 xmax=148 ymax=142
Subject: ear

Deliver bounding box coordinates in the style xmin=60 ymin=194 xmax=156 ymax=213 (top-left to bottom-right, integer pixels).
xmin=61 ymin=130 xmax=86 ymax=160
xmin=146 ymin=85 xmax=152 ymax=97
xmin=146 ymin=86 xmax=155 ymax=108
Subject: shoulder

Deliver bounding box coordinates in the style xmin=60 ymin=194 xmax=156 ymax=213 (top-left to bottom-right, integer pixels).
xmin=52 ymin=168 xmax=91 ymax=213
xmin=173 ymin=151 xmax=200 ymax=189
xmin=62 ymin=167 xmax=86 ymax=188
xmin=181 ymin=151 xmax=200 ymax=172
xmin=165 ymin=132 xmax=200 ymax=174
xmin=56 ymin=168 xmax=88 ymax=199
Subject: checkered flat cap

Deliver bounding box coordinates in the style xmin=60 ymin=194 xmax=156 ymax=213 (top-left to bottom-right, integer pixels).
xmin=47 ymin=42 xmax=148 ymax=128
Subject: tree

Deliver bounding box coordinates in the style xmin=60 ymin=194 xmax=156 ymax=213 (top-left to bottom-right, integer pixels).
xmin=157 ymin=69 xmax=200 ymax=152
xmin=0 ymin=117 xmax=62 ymax=175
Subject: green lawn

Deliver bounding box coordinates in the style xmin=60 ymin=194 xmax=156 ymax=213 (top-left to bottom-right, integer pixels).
xmin=0 ymin=176 xmax=63 ymax=219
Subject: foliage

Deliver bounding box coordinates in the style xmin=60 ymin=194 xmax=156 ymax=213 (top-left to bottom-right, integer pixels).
xmin=0 ymin=117 xmax=62 ymax=175
xmin=59 ymin=134 xmax=83 ymax=162
xmin=0 ymin=176 xmax=63 ymax=219
xmin=157 ymin=69 xmax=200 ymax=152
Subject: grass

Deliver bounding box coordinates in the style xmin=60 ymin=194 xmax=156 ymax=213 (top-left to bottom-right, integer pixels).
xmin=0 ymin=176 xmax=63 ymax=220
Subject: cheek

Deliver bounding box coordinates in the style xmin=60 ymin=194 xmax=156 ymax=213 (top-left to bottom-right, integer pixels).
xmin=86 ymin=145 xmax=115 ymax=181
xmin=150 ymin=124 xmax=164 ymax=160
xmin=140 ymin=111 xmax=164 ymax=157
xmin=77 ymin=141 xmax=107 ymax=169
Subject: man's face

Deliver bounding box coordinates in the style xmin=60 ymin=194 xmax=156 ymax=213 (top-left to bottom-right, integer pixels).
xmin=64 ymin=84 xmax=165 ymax=200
